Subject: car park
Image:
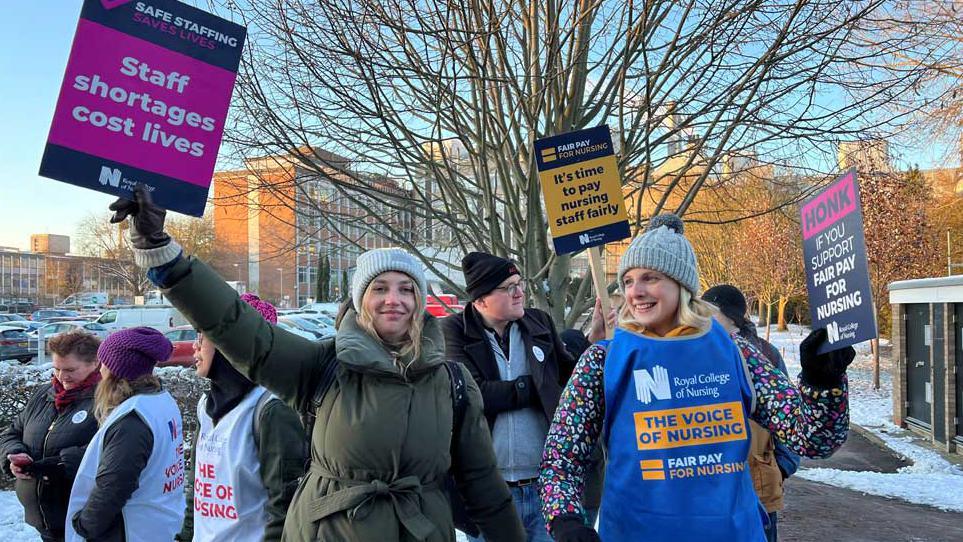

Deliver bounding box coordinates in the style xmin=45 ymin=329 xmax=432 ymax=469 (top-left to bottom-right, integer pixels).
xmin=276 ymin=319 xmax=321 ymax=341
xmin=0 ymin=326 xmax=32 ymax=363
xmin=285 ymin=313 xmax=336 ymax=336
xmin=0 ymin=314 xmax=28 ymax=324
xmin=30 ymin=309 xmax=80 ymax=321
xmin=27 ymin=321 xmax=110 ymax=354
xmin=161 ymin=325 xmax=197 ymax=367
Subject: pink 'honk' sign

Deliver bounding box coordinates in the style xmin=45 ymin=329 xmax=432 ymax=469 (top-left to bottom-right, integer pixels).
xmin=800 ymin=170 xmax=857 ymax=240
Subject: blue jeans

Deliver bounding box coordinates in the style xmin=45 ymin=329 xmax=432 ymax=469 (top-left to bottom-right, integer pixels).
xmin=764 ymin=511 xmax=778 ymax=542
xmin=466 ymin=483 xmax=552 ymax=542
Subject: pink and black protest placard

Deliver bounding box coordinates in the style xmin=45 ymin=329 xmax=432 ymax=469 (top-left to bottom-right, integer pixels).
xmin=800 ymin=168 xmax=878 ymax=353
xmin=39 ymin=0 xmax=246 ymax=216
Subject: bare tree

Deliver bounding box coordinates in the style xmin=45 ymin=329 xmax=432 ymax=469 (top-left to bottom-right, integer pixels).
xmin=214 ymin=0 xmax=946 ymax=326
xmin=76 ymin=212 xmax=216 ymax=299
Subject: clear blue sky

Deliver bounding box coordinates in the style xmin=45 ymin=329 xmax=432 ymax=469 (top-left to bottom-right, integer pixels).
xmin=1 ymin=2 xmax=105 ymax=250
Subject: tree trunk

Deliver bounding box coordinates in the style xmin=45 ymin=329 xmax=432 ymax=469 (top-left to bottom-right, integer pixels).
xmin=777 ymin=295 xmax=789 ymax=331
xmin=764 ymin=302 xmax=772 ymax=342
xmin=758 ymin=299 xmax=765 ymax=328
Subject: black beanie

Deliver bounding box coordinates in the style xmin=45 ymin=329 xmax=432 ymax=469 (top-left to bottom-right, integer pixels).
xmin=462 ymin=251 xmax=520 ymax=300
xmin=703 ymin=284 xmax=750 ymax=329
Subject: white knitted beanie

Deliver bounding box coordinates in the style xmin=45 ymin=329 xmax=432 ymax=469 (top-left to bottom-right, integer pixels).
xmin=617 ymin=214 xmax=700 ymax=295
xmin=351 ymin=248 xmax=427 ymax=309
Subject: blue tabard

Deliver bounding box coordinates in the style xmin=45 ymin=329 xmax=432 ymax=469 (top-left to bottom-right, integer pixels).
xmin=599 ymin=322 xmax=766 ymax=541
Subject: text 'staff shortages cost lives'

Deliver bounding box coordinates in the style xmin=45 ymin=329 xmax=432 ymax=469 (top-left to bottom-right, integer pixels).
xmin=800 ymin=169 xmax=878 ymax=354
xmin=39 ymin=0 xmax=246 ymax=217
xmin=535 ymin=125 xmax=630 ymax=254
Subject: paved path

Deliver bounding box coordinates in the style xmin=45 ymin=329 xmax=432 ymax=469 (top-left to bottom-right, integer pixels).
xmin=779 ymin=429 xmax=962 ymax=541
xmin=780 ymin=478 xmax=963 ymax=541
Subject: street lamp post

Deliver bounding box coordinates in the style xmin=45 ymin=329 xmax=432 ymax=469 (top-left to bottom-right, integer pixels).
xmin=277 ymin=267 xmax=284 ymax=308
xmin=233 ymin=263 xmax=241 ymax=282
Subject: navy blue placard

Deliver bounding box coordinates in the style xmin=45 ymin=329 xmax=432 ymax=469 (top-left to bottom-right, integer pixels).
xmin=81 ymin=0 xmax=246 ymax=72
xmin=534 ymin=125 xmax=614 ymax=172
xmin=800 ymin=169 xmax=878 ymax=354
xmin=40 ymin=143 xmax=209 ymax=216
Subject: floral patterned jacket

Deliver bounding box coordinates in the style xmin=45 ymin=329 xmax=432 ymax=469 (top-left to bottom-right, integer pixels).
xmin=538 ymin=332 xmax=849 ymax=529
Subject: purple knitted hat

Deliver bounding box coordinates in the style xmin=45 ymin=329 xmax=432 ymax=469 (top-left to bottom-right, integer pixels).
xmin=240 ymin=293 xmax=278 ymax=324
xmin=98 ymin=327 xmax=173 ymax=380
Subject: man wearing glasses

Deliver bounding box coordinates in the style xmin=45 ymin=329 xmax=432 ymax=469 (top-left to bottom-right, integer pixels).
xmin=442 ymin=252 xmax=601 ymax=541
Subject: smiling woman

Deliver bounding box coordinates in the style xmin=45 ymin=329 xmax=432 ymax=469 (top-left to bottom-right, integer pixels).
xmin=110 ymin=186 xmax=526 ymax=542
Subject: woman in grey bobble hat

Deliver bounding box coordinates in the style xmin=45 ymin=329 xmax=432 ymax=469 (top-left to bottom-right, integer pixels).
xmin=539 ymin=214 xmax=855 ymax=542
xmin=103 ymin=187 xmax=525 ymax=542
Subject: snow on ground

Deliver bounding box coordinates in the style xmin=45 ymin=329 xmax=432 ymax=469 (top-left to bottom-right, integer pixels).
xmin=0 ymin=491 xmax=40 ymax=542
xmin=765 ymin=324 xmax=963 ymax=512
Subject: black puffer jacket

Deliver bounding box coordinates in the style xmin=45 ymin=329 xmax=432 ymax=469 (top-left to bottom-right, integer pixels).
xmin=0 ymin=383 xmax=98 ymax=538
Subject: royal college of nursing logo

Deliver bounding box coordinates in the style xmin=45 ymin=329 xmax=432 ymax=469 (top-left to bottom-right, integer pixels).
xmin=634 ymin=365 xmax=671 ymax=404
xmin=827 ymin=321 xmax=840 ymax=343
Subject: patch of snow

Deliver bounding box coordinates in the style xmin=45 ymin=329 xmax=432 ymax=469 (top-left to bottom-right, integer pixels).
xmin=763 ymin=324 xmax=963 ymax=512
xmin=0 ymin=492 xmax=41 ymax=541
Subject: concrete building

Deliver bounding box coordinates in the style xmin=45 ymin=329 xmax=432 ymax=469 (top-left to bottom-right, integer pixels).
xmin=210 ymin=149 xmax=415 ymax=308
xmin=0 ymin=244 xmax=131 ymax=310
xmin=30 ymin=234 xmax=70 ymax=255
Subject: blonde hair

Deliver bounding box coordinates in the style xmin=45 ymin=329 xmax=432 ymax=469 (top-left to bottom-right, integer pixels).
xmin=356 ymin=279 xmax=427 ymax=366
xmin=618 ymin=285 xmax=716 ymax=334
xmin=94 ymin=368 xmax=161 ymax=423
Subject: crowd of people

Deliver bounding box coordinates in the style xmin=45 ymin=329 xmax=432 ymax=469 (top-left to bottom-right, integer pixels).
xmin=0 ymin=186 xmax=854 ymax=541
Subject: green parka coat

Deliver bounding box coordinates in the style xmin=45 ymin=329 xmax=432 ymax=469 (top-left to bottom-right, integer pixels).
xmin=161 ymin=258 xmax=525 ymax=542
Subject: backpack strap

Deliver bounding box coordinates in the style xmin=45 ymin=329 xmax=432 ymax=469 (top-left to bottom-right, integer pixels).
xmin=252 ymin=389 xmax=276 ymax=451
xmin=301 ymin=354 xmax=340 ymax=439
xmin=443 ymin=361 xmax=468 ymax=441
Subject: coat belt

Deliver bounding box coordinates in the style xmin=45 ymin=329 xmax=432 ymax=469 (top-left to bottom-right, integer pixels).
xmin=307 ymin=463 xmax=438 ymax=540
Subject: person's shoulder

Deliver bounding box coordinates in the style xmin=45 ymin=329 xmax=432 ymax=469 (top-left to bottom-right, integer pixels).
xmin=439 ymin=309 xmax=468 ymax=334
xmin=523 ymin=307 xmax=557 ymax=328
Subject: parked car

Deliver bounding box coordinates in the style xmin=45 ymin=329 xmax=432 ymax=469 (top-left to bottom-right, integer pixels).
xmin=281 ymin=315 xmax=334 ymax=340
xmin=30 ymin=309 xmax=80 ymax=321
xmin=0 ymin=326 xmax=32 ymax=363
xmin=2 ymin=320 xmax=45 ymax=333
xmin=94 ymin=306 xmax=187 ymax=332
xmin=161 ymin=326 xmax=197 ymax=368
xmin=298 ymin=302 xmax=340 ymax=317
xmin=0 ymin=314 xmax=28 ymax=324
xmin=276 ymin=319 xmax=321 ymax=341
xmin=27 ymin=321 xmax=110 ymax=354
xmin=285 ymin=313 xmax=336 ymax=337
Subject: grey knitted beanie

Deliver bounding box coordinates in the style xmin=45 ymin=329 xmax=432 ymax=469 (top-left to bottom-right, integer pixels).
xmin=351 ymin=248 xmax=428 ymax=309
xmin=618 ymin=214 xmax=700 ymax=295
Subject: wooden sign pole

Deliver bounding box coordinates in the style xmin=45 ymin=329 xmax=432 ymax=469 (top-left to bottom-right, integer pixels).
xmin=587 ymin=246 xmax=614 ymax=339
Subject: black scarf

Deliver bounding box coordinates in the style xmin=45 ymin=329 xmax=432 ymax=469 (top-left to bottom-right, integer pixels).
xmin=205 ymin=350 xmax=257 ymax=424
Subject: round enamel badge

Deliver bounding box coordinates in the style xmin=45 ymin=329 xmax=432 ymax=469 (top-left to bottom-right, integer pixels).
xmin=532 ymin=346 xmax=545 ymax=362
xmin=72 ymin=410 xmax=88 ymax=424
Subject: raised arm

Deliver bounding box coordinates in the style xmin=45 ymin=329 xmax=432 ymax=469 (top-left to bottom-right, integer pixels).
xmin=109 ymin=186 xmax=333 ymax=413
xmin=736 ymin=329 xmax=853 ymax=459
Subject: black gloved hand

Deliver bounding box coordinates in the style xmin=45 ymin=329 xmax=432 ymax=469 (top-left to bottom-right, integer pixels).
xmin=513 ymin=375 xmax=535 ymax=408
xmin=22 ymin=457 xmax=65 ymax=481
xmin=108 ymin=184 xmax=171 ymax=250
xmin=799 ymin=328 xmax=856 ymax=389
xmin=552 ymin=514 xmax=601 ymax=542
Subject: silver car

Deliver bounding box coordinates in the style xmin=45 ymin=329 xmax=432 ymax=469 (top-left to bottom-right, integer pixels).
xmin=27 ymin=321 xmax=110 ymax=354
xmin=0 ymin=326 xmax=33 ymax=363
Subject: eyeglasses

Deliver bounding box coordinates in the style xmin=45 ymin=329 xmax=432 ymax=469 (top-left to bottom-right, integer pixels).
xmin=493 ymin=279 xmax=526 ymax=296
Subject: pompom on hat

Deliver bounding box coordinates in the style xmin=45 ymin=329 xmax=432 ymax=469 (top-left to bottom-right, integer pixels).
xmin=240 ymin=293 xmax=278 ymax=324
xmin=98 ymin=326 xmax=173 ymax=380
xmin=617 ymin=213 xmax=700 ymax=295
